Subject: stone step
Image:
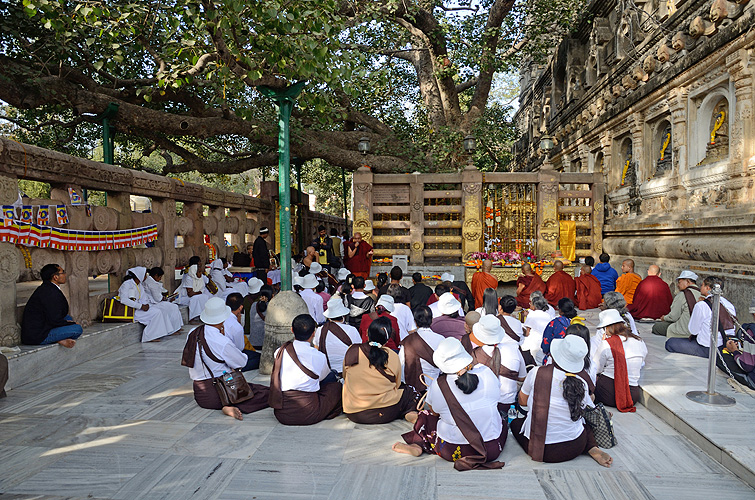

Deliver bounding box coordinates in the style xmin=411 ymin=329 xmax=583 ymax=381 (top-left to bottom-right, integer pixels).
xmin=5 ymin=305 xmax=189 ymax=391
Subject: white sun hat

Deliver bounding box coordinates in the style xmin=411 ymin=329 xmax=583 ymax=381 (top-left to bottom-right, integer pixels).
xmin=596 ymin=309 xmax=626 ymax=329
xmin=323 ymin=298 xmax=350 ymax=319
xmin=472 ymin=314 xmax=505 ymax=345
xmin=337 ymin=268 xmax=350 ymax=281
xmin=364 ymin=280 xmax=376 ymax=291
xmin=549 ymin=336 xmax=588 ymax=374
xmin=309 ymin=262 xmax=323 ymax=274
xmin=247 ymin=277 xmax=264 ymax=294
xmin=676 ymin=270 xmax=698 ymax=281
xmin=200 ymin=297 xmax=232 ymax=325
xmin=441 ymin=272 xmax=455 ymax=283
xmin=438 ymin=292 xmax=461 ymax=315
xmin=300 ymin=274 xmax=319 ymax=289
xmin=376 ymin=294 xmax=395 ymax=313
xmin=433 ymin=337 xmax=474 ymax=375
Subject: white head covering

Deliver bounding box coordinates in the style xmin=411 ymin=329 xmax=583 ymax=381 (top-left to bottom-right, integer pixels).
xmin=247 ymin=277 xmax=264 ymax=295
xmin=676 ymin=270 xmax=698 ymax=281
xmin=364 ymin=280 xmax=376 ymax=291
xmin=187 ymin=264 xmax=205 ymax=292
xmin=550 ymin=336 xmax=588 ymax=373
xmin=323 ymin=298 xmax=350 ymax=319
xmin=433 ymin=337 xmax=474 ymax=374
xmin=472 ymin=314 xmax=505 ymax=345
xmin=309 ymin=262 xmax=323 ymax=274
xmin=200 ymin=297 xmax=232 ymax=325
xmin=438 ymin=292 xmax=461 ymax=315
xmin=210 ymin=259 xmax=224 ymax=270
xmin=376 ymin=294 xmax=395 ymax=313
xmin=129 ymin=266 xmax=147 ymax=282
xmin=337 ymin=268 xmax=350 ymax=281
xmin=596 ymin=309 xmax=626 ymax=329
xmin=300 ymin=274 xmax=319 ymax=289
xmin=441 ymin=272 xmax=455 ymax=283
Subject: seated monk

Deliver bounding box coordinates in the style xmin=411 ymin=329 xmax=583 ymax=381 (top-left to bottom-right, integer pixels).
xmin=471 ymin=260 xmax=499 ymax=309
xmin=615 ymin=259 xmax=642 ymax=305
xmin=544 ymin=261 xmax=576 ymax=307
xmin=575 ymin=265 xmax=602 ymax=310
xmin=627 ymin=265 xmax=673 ymax=320
xmin=516 ymin=263 xmax=546 ymax=309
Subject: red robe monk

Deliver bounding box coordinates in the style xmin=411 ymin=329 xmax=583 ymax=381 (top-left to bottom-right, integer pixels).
xmin=627 ymin=265 xmax=673 ymax=319
xmin=575 ymin=265 xmax=602 ymax=310
xmin=516 ymin=263 xmax=546 ymax=309
xmin=615 ymin=259 xmax=642 ymax=305
xmin=544 ymin=260 xmax=576 ymax=307
xmin=471 ymin=259 xmax=499 ymax=308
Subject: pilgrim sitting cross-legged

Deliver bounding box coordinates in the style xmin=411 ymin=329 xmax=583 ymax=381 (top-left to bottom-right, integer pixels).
xmin=393 ymin=337 xmax=506 ymax=470
xmin=313 ymin=297 xmax=362 ymax=376
xmin=118 ymin=266 xmax=183 ymax=342
xmin=268 ymin=314 xmax=343 ymax=426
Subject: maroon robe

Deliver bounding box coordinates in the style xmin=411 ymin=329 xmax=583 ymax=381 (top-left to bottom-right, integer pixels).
xmin=516 ymin=274 xmax=546 ymax=309
xmin=544 ymin=271 xmax=576 ymax=307
xmin=574 ymin=274 xmax=602 ymax=310
xmin=627 ymin=275 xmax=673 ymax=320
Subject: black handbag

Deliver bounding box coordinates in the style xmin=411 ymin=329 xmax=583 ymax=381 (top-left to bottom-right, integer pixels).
xmin=198 ymin=331 xmax=253 ymax=406
xmin=583 ymin=402 xmax=617 ymax=448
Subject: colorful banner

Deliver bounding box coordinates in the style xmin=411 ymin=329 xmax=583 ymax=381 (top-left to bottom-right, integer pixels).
xmin=2 ymin=206 xmax=15 ymax=220
xmin=56 ymin=205 xmax=69 ymax=225
xmin=0 ymin=219 xmax=158 ymax=251
xmin=36 ymin=205 xmax=50 ymax=226
xmin=20 ymin=206 xmax=33 ymax=224
xmin=68 ymin=187 xmax=84 ymax=205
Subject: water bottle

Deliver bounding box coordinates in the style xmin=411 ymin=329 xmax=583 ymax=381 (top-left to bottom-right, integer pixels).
xmin=507 ymin=404 xmax=518 ymax=424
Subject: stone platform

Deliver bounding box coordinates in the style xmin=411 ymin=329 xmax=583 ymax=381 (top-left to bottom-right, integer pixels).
xmin=1 ymin=309 xmax=754 ymax=499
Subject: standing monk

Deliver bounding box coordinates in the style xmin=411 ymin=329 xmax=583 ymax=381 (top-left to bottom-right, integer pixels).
xmin=471 ymin=259 xmax=499 ymax=309
xmin=345 ymin=232 xmax=373 ymax=279
xmin=615 ymin=259 xmax=642 ymax=305
xmin=516 ymin=263 xmax=546 ymax=309
xmin=252 ymin=227 xmax=270 ymax=282
xmin=627 ymin=265 xmax=673 ymax=320
xmin=544 ymin=260 xmax=576 ymax=307
xmin=574 ymin=265 xmax=602 ymax=309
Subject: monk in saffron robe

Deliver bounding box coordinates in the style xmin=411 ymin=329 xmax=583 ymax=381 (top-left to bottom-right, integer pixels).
xmin=575 ymin=265 xmax=602 ymax=310
xmin=516 ymin=263 xmax=546 ymax=309
xmin=544 ymin=260 xmax=576 ymax=307
xmin=471 ymin=259 xmax=499 ymax=308
xmin=615 ymin=259 xmax=642 ymax=305
xmin=627 ymin=265 xmax=673 ymax=320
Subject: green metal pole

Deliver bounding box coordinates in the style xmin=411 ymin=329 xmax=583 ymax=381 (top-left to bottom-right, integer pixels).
xmin=259 ymin=82 xmax=305 ymax=292
xmin=295 ymin=159 xmax=304 ymax=255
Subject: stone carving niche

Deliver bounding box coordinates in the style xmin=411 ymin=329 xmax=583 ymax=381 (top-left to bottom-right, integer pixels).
xmin=653 ymin=120 xmax=673 ymax=176
xmin=698 ymin=98 xmax=729 ymax=166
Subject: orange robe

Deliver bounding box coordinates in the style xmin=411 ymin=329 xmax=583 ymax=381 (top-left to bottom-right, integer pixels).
xmin=615 ymin=272 xmax=642 ymax=305
xmin=516 ymin=274 xmax=546 ymax=309
xmin=471 ymin=271 xmax=499 ymax=309
xmin=575 ymin=274 xmax=602 ymax=310
xmin=544 ymin=270 xmax=576 ymax=307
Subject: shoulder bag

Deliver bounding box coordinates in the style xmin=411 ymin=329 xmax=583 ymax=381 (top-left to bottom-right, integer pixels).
xmin=583 ymin=402 xmax=617 ymax=449
xmin=196 ymin=326 xmax=254 ymax=406
xmin=102 ymin=297 xmax=135 ymax=322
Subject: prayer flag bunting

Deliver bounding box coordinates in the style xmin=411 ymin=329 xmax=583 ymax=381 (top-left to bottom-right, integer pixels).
xmin=20 ymin=206 xmax=33 ymax=223
xmin=2 ymin=206 xmax=15 ymax=220
xmin=37 ymin=205 xmax=50 ymax=226
xmin=56 ymin=205 xmax=69 ymax=225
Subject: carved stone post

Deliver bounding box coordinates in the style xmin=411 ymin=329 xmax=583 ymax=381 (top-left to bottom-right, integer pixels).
xmin=668 ymin=87 xmax=689 ymax=180
xmin=152 ymin=198 xmax=177 ymax=292
xmin=207 ymin=206 xmax=224 ymax=262
xmin=229 ymin=208 xmax=246 ymax=250
xmin=537 ymin=166 xmax=560 ymax=257
xmin=592 ymin=176 xmax=606 ymax=257
xmin=461 ymin=167 xmax=483 ymax=259
xmin=259 ymin=290 xmax=308 ymax=374
xmin=352 ymin=166 xmax=374 ymax=246
xmin=727 ymin=49 xmax=754 ymax=174
xmin=0 ymin=173 xmax=22 ymax=346
xmin=106 ymin=191 xmax=133 ymax=288
xmin=183 ymin=202 xmax=205 ymax=264
xmin=409 ymin=173 xmax=424 ymax=264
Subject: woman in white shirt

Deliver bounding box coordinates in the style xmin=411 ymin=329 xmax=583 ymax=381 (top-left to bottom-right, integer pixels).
xmin=593 ymin=309 xmax=647 ymax=409
xmin=399 ymin=306 xmax=444 ymax=391
xmin=176 ymin=256 xmax=212 ymax=321
xmin=522 ymin=293 xmax=552 ymax=365
xmin=209 ymin=258 xmax=248 ymax=299
xmin=182 ymin=297 xmax=269 ymax=420
xmin=143 ymin=267 xmax=168 ymax=303
xmin=118 ymin=267 xmax=183 ymax=342
xmin=393 ymin=337 xmax=506 ymax=470
xmin=511 ymin=336 xmax=612 ymax=466
xmin=475 ymin=288 xmax=499 ymax=317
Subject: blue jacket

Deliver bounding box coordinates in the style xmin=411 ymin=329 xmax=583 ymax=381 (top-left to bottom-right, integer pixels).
xmin=592 ymin=262 xmax=618 ymax=294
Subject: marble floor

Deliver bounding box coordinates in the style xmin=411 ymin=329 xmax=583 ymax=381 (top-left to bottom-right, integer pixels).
xmin=1 ymin=322 xmax=754 ymax=500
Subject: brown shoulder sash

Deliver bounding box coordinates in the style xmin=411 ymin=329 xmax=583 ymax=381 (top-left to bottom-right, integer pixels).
xmin=683 ymin=286 xmax=700 ymax=316
xmin=318 ymin=321 xmax=355 ymax=370
xmin=343 ymin=343 xmax=396 ymax=384
xmin=268 ymin=341 xmax=319 ymax=410
xmin=460 ymin=333 xmax=474 ymax=354
xmin=528 ymin=364 xmax=554 ymax=462
xmin=436 ymin=374 xmax=505 ymax=471
xmin=472 ymin=345 xmax=519 ymax=382
xmin=402 ymin=332 xmax=437 ymax=390
xmin=497 ymin=315 xmax=521 ymax=343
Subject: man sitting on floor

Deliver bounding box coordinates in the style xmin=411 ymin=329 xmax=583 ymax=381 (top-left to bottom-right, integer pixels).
xmin=575 ymin=265 xmax=602 ymax=310
xmin=516 ymin=263 xmax=546 ymax=309
xmin=615 ymin=259 xmax=642 ymax=305
xmin=591 ymin=253 xmax=619 ymax=295
xmin=21 ymin=263 xmax=83 ymax=348
xmin=409 ymin=272 xmax=433 ymax=312
xmin=472 ymin=259 xmax=499 ymax=309
xmin=627 ymin=265 xmax=673 ymax=320
xmin=269 ymin=314 xmax=342 ymax=425
xmin=544 ymin=260 xmax=575 ymax=308
xmin=652 ymin=271 xmax=701 ymax=338
xmin=665 ymin=277 xmax=736 ymax=358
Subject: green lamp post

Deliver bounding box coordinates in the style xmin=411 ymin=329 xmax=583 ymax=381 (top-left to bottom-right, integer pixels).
xmin=258 ymin=81 xmax=305 ymax=291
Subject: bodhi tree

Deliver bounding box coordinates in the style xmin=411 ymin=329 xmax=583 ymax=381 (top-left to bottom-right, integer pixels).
xmin=0 ymin=0 xmax=585 ymax=174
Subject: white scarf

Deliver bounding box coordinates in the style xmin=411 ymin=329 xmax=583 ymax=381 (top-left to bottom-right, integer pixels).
xmin=187 ymin=264 xmax=205 ymax=293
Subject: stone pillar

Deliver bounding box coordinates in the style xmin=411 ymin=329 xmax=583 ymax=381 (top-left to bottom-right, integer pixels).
xmin=152 ymin=198 xmax=177 ymax=292
xmin=668 ymin=87 xmax=688 ymax=180
xmin=0 ymin=172 xmax=21 ymax=346
xmin=183 ymin=202 xmax=205 ymax=263
xmin=727 ymin=48 xmax=754 ymax=174
xmin=352 ymin=166 xmax=374 ymax=245
xmin=207 ymin=206 xmax=224 ymax=262
xmin=591 ymin=177 xmax=606 ymax=257
xmin=229 ymin=208 xmax=246 ymax=250
xmin=409 ymin=173 xmax=424 ymax=264
xmin=106 ymin=191 xmax=133 ymax=287
xmin=259 ymin=290 xmax=309 ymax=374
xmin=461 ymin=166 xmax=483 ymax=259
xmin=599 ymin=132 xmax=613 ymax=188
xmin=537 ymin=165 xmax=560 ymax=257
xmin=628 ymin=111 xmax=645 ymax=181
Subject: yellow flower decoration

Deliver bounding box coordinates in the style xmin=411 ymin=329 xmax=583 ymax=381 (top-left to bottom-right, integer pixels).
xmin=452 ymin=446 xmax=462 ymax=461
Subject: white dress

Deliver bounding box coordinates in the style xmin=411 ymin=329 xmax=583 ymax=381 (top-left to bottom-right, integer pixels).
xmin=119 ymin=280 xmax=183 ymax=342
xmin=177 ymin=273 xmax=212 ymax=320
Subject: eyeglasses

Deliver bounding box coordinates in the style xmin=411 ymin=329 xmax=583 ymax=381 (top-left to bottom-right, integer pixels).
xmin=55 ymin=270 xmax=66 ymax=276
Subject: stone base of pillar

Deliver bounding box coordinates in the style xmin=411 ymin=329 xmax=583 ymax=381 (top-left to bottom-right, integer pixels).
xmin=259 ymin=291 xmax=309 ymax=375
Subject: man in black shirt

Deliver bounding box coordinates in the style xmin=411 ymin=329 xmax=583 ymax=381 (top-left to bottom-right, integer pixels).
xmin=232 ymin=243 xmax=254 ymax=267
xmin=312 ymin=225 xmax=334 ymax=273
xmin=21 ymin=263 xmax=83 ymax=348
xmin=252 ymin=227 xmax=270 ymax=281
xmin=409 ymin=272 xmax=433 ymax=311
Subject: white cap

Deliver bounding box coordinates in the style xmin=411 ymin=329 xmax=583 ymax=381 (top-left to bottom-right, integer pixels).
xmin=596 ymin=309 xmax=626 ymax=329
xmin=200 ymin=297 xmax=232 ymax=325
xmin=247 ymin=277 xmax=264 ymax=294
xmin=376 ymin=294 xmax=395 ymax=312
xmin=438 ymin=292 xmax=461 ymax=315
xmin=309 ymin=262 xmax=322 ymax=274
xmin=676 ymin=270 xmax=698 ymax=281
xmin=364 ymin=280 xmax=376 ymax=291
xmin=472 ymin=314 xmax=505 ymax=345
xmin=323 ymin=298 xmax=350 ymax=319
xmin=433 ymin=337 xmax=474 ymax=375
xmin=441 ymin=272 xmax=455 ymax=283
xmin=337 ymin=268 xmax=350 ymax=280
xmin=300 ymin=274 xmax=319 ymax=289
xmin=550 ymin=336 xmax=588 ymax=373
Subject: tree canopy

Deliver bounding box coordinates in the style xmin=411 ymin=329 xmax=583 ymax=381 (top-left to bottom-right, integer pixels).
xmin=0 ymin=0 xmax=586 ymax=175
